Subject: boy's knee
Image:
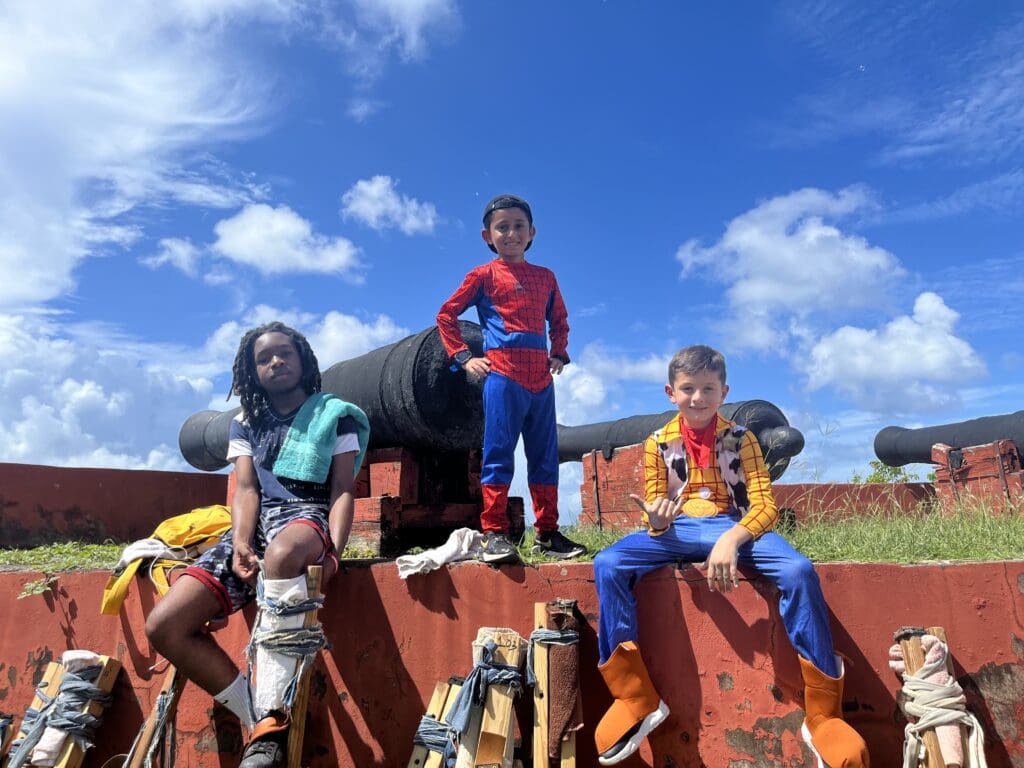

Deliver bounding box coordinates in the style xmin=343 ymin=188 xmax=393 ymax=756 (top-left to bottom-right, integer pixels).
xmin=263 ymin=538 xmax=315 ymax=579
xmin=146 ymin=605 xmax=177 ymax=651
xmin=778 ymin=554 xmax=818 ymax=589
xmin=594 ymin=548 xmax=623 ymax=584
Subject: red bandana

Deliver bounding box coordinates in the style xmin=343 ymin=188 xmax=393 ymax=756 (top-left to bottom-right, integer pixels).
xmin=681 ymin=416 xmax=717 ymax=470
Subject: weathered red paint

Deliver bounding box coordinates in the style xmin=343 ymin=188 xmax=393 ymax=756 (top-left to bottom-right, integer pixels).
xmin=0 ymin=462 xmax=227 ymax=547
xmin=1 ymin=561 xmax=1021 ymax=767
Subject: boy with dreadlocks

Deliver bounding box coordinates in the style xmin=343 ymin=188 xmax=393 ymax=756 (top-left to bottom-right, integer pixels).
xmin=147 ymin=321 xmax=369 ymax=768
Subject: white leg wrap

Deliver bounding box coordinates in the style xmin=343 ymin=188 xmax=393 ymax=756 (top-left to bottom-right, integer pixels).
xmin=254 ymin=574 xmax=308 ymax=719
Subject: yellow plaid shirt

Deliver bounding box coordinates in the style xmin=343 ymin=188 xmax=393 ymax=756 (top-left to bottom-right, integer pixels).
xmin=642 ymin=413 xmax=778 ymax=538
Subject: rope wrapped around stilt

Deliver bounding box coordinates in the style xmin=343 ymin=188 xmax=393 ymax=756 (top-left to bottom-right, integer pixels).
xmin=892 ymin=634 xmax=988 ymax=768
xmin=123 ymin=670 xmax=179 ymax=768
xmin=525 ymin=628 xmax=579 ymax=686
xmin=8 ymin=666 xmax=113 ymax=768
xmin=246 ymin=575 xmax=330 ymax=710
xmin=446 ymin=641 xmax=522 ymax=740
xmin=412 ymin=714 xmax=459 ymax=767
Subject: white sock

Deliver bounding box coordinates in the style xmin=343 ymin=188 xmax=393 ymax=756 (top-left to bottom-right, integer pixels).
xmin=254 ymin=574 xmax=307 ymax=719
xmin=213 ymin=672 xmax=255 ymax=730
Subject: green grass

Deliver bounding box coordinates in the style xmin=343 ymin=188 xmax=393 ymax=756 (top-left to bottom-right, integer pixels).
xmin=2 ymin=500 xmax=1022 ymax=584
xmin=517 ymin=498 xmax=1024 ymax=565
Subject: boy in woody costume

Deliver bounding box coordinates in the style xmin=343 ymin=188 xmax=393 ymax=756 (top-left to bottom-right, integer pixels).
xmin=592 ymin=345 xmax=869 ymax=767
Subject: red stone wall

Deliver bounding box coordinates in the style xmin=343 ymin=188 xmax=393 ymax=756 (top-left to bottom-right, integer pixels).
xmin=0 ymin=462 xmax=228 ymax=547
xmin=1 ymin=562 xmax=1022 ymax=767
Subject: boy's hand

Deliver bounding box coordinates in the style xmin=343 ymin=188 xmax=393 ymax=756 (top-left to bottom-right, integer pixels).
xmin=549 ymin=357 xmax=565 ymax=375
xmin=628 ymin=494 xmax=683 ymax=533
xmin=232 ymin=540 xmax=259 ymax=585
xmin=701 ymin=525 xmax=752 ymax=593
xmin=464 ymin=356 xmax=491 ymax=380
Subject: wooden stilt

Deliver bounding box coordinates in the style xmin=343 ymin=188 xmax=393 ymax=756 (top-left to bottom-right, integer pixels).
xmin=423 ymin=680 xmax=464 ymax=768
xmin=286 ymin=565 xmax=323 ymax=768
xmin=6 ymin=656 xmax=120 ymax=768
xmin=408 ymin=681 xmax=454 ymax=768
xmin=531 ymin=602 xmax=577 ymax=768
xmin=895 ymin=626 xmax=945 ymax=768
xmin=104 ymin=664 xmax=184 ymax=768
xmin=473 ymin=628 xmax=524 ymax=768
xmin=531 ymin=604 xmax=550 ymax=768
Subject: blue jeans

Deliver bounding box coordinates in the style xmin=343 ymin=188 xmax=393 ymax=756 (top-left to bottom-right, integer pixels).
xmin=593 ymin=512 xmax=838 ymax=676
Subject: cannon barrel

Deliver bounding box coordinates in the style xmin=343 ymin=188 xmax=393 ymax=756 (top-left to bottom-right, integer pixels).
xmin=874 ymin=410 xmax=1024 ymax=467
xmin=556 ymin=399 xmax=804 ymax=481
xmin=179 ymin=322 xmax=485 ymax=471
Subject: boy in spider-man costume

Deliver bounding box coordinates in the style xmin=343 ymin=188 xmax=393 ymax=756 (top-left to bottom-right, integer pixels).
xmin=436 ymin=194 xmax=586 ymax=564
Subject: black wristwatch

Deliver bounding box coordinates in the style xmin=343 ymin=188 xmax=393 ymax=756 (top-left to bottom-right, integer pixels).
xmin=454 ymin=350 xmax=473 ymax=367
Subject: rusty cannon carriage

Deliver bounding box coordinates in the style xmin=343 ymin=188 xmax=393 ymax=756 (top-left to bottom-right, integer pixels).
xmin=179 ymin=323 xmax=806 ymax=549
xmin=875 ymin=410 xmax=1024 ymax=507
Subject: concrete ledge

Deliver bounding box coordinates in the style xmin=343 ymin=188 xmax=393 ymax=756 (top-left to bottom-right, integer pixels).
xmin=1 ymin=560 xmax=1021 ymax=767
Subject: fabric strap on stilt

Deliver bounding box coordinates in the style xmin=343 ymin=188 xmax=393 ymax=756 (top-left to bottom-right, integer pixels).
xmin=123 ymin=669 xmax=179 ymax=768
xmin=899 ymin=640 xmax=988 ymax=768
xmin=446 ymin=641 xmax=522 ymax=739
xmin=8 ymin=666 xmax=113 ymax=768
xmin=413 ymin=714 xmax=459 ymax=767
xmin=525 ymin=627 xmax=579 ymax=686
xmin=246 ymin=574 xmax=329 ymax=710
xmin=1 ymin=712 xmax=12 ymax=743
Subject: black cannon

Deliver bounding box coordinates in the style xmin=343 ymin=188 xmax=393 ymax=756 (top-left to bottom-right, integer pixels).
xmin=179 ymin=322 xmax=486 ymax=471
xmin=874 ymin=410 xmax=1024 ymax=467
xmin=556 ymin=400 xmax=804 ymax=481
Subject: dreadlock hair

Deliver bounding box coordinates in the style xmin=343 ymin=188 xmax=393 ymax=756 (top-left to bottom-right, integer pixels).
xmin=229 ymin=321 xmax=322 ymax=427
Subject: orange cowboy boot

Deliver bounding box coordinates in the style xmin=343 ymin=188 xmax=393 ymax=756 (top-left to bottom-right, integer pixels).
xmin=800 ymin=655 xmax=870 ymax=768
xmin=595 ymin=641 xmax=670 ymax=765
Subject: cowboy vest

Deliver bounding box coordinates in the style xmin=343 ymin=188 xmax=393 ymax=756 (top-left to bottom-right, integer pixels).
xmin=653 ymin=419 xmax=751 ymax=514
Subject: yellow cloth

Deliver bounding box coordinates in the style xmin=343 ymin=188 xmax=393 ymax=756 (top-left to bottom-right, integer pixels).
xmin=100 ymin=505 xmax=231 ymax=615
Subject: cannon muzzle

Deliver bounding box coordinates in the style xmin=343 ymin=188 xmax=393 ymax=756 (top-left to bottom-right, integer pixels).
xmin=179 ymin=323 xmax=485 ymax=471
xmin=874 ymin=410 xmax=1024 ymax=467
xmin=556 ymin=399 xmax=804 ymax=481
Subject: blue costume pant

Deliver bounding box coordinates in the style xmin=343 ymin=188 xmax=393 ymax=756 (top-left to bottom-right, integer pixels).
xmin=594 ymin=512 xmax=838 ymax=676
xmin=480 ymin=372 xmax=560 ymax=532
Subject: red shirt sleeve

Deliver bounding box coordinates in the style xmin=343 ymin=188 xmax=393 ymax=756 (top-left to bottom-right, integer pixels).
xmin=436 ymin=267 xmax=484 ymax=357
xmin=546 ymin=275 xmax=570 ymax=362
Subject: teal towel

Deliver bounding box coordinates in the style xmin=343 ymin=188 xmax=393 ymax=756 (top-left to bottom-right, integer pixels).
xmin=273 ymin=393 xmax=370 ymax=483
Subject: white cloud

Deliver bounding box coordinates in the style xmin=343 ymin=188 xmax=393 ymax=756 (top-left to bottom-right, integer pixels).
xmin=554 ymin=342 xmax=667 ymax=426
xmin=347 ymin=97 xmax=386 ymax=122
xmin=212 ymin=204 xmax=364 ymax=279
xmin=341 ymin=175 xmax=438 ymax=235
xmin=141 ymin=237 xmax=201 ymax=276
xmin=0 ymin=312 xmax=213 ymax=469
xmin=351 ymin=0 xmax=459 ymax=60
xmin=780 ymin=6 xmax=1024 ymax=167
xmin=0 ymin=304 xmax=410 ymax=470
xmin=0 ymin=0 xmax=288 ymax=309
xmin=802 ymin=292 xmax=986 ymax=413
xmin=0 ymin=0 xmax=456 ymax=310
xmin=311 ymin=311 xmax=409 ymax=365
xmin=676 ymin=186 xmax=904 ymax=351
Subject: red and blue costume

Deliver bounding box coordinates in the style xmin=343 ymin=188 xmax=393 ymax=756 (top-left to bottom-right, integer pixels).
xmin=437 ymin=258 xmax=569 ymax=533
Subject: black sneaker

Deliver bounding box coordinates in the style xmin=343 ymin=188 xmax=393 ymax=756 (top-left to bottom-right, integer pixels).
xmin=481 ymin=532 xmax=521 ymax=564
xmin=533 ymin=530 xmax=587 ymax=560
xmin=239 ymin=735 xmax=286 ymax=768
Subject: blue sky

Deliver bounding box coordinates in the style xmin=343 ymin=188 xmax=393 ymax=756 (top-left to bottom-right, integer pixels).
xmin=2 ymin=1 xmax=1022 ymax=517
